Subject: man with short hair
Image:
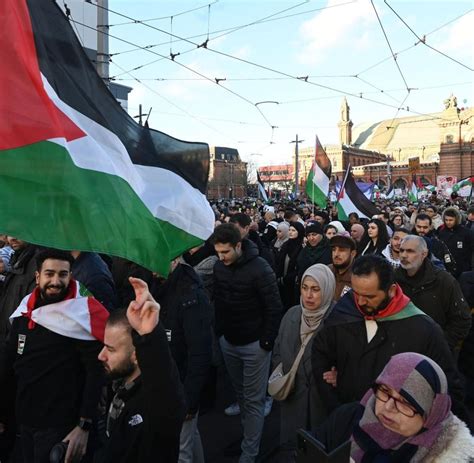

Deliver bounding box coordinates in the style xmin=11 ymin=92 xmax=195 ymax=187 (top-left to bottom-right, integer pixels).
xmin=0 ymin=248 xmax=108 ymax=463
xmin=381 ymin=228 xmax=409 ymax=267
xmin=438 ymin=207 xmax=473 ymax=277
xmin=212 ymin=224 xmax=282 ymax=463
xmin=348 ymin=212 xmax=360 ymax=225
xmin=311 ymin=255 xmax=466 ymax=423
xmin=395 ymin=235 xmax=471 ymax=352
xmin=425 ymin=204 xmax=443 ymax=230
xmin=414 ymin=213 xmax=456 ymax=275
xmin=328 ymin=235 xmax=357 ymax=300
xmin=466 ymin=206 xmax=474 ymax=231
xmin=99 ymin=278 xmax=186 ymax=462
xmin=350 ymin=223 xmax=365 ymax=244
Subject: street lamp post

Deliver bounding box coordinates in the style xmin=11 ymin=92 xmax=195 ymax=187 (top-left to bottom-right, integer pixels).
xmin=290 ymin=134 xmax=304 ymax=198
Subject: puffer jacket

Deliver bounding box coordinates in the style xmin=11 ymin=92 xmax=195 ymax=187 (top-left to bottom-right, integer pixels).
xmin=213 ymin=239 xmax=282 ymax=350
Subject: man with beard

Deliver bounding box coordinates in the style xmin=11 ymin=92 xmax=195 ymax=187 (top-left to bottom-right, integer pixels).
xmin=395 ymin=235 xmax=471 ymax=352
xmin=311 ymin=255 xmax=467 ymax=425
xmin=0 ymin=248 xmax=108 ymax=463
xmin=98 ymin=277 xmax=185 ymax=463
xmin=381 ymin=228 xmax=409 ymax=268
xmin=328 ymin=235 xmax=357 ymax=300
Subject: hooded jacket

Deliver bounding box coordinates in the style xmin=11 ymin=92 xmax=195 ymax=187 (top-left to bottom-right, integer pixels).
xmin=152 ymin=263 xmax=212 ymax=415
xmin=0 ymin=245 xmax=39 ymax=339
xmin=395 ymin=258 xmax=471 ymax=351
xmin=296 ymin=237 xmax=332 ymax=284
xmin=213 ymin=239 xmax=282 ymax=349
xmin=311 ymin=290 xmax=466 ymax=422
xmin=438 ymin=207 xmax=473 ymax=276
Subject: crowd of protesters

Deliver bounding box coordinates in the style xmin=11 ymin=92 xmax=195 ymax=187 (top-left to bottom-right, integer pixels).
xmin=0 ymin=189 xmax=473 ymax=462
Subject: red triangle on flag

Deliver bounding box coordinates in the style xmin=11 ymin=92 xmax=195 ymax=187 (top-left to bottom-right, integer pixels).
xmin=0 ymin=0 xmax=85 ymax=151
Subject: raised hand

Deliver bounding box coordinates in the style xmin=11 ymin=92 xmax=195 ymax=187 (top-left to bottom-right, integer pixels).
xmin=127 ymin=277 xmax=160 ymax=335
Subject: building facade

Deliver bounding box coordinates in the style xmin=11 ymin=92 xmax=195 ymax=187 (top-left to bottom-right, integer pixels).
xmin=207 ymin=147 xmax=247 ymax=199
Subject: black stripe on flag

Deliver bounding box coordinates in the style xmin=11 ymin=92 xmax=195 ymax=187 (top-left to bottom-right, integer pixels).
xmin=257 ymin=171 xmax=268 ymax=201
xmin=345 ymin=172 xmax=380 ymax=218
xmin=27 ymin=0 xmax=210 ymax=194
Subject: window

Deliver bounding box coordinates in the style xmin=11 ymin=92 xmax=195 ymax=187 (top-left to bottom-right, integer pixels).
xmin=445 ymin=134 xmax=454 ymax=144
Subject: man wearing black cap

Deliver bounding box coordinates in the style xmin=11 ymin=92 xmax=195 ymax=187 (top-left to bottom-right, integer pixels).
xmin=328 ymin=234 xmax=357 ymax=300
xmin=296 ymin=222 xmax=331 ymax=284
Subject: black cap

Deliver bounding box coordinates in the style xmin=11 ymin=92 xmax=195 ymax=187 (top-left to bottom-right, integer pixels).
xmin=305 ymin=222 xmax=323 ymax=236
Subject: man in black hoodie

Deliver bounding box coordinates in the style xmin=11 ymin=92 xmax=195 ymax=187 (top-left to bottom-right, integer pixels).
xmin=98 ymin=277 xmax=185 ymax=463
xmin=212 ymin=224 xmax=282 ymax=463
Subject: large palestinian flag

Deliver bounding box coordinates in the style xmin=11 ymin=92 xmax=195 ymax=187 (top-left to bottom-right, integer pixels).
xmin=0 ymin=0 xmax=214 ymax=275
xmin=305 ymin=136 xmax=331 ymax=208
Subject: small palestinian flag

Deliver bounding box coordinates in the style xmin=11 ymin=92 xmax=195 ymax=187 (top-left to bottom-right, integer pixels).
xmin=305 ymin=136 xmax=331 ymax=208
xmin=257 ymin=171 xmax=269 ymax=202
xmin=0 ymin=0 xmax=214 ymax=276
xmin=452 ymin=177 xmax=474 ymax=194
xmin=408 ymin=180 xmax=418 ymax=203
xmin=10 ymin=280 xmax=109 ymax=342
xmin=336 ymin=167 xmax=379 ymax=221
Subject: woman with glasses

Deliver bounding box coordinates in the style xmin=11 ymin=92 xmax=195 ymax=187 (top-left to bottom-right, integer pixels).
xmin=313 ymin=352 xmax=474 ymax=462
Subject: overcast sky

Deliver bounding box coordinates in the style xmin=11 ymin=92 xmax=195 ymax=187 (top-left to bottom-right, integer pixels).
xmin=107 ymin=0 xmax=473 ymax=166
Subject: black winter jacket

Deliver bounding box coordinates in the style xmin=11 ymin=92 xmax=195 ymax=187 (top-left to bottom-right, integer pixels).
xmin=213 ymin=239 xmax=282 ymax=349
xmin=395 ymin=259 xmax=471 ymax=351
xmin=311 ymin=291 xmax=466 ymax=423
xmin=152 ymin=264 xmax=212 ymax=415
xmin=0 ymin=245 xmax=39 ymax=339
xmin=296 ymin=239 xmax=332 ymax=284
xmin=438 ymin=224 xmax=473 ymax=277
xmin=102 ymin=324 xmax=185 ymax=463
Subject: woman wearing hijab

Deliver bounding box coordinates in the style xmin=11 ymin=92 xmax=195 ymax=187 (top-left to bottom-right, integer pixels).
xmin=276 ymin=222 xmax=305 ymax=310
xmin=358 ymin=218 xmax=389 ymax=257
xmin=273 ymin=222 xmax=290 ymax=256
xmin=314 ymin=352 xmax=474 ymax=462
xmin=272 ymin=264 xmax=336 ymax=461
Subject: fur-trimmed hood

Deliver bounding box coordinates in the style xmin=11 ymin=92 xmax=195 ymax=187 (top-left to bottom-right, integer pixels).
xmin=423 ymin=414 xmax=474 ymax=462
xmin=442 ymin=206 xmax=462 ymax=226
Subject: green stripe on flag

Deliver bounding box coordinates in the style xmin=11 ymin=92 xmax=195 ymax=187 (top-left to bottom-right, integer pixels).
xmin=0 ymin=141 xmax=202 ymax=275
xmin=305 ymin=167 xmax=329 ymax=208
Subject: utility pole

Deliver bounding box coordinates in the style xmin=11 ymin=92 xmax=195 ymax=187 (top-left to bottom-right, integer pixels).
xmin=96 ymin=0 xmax=109 ymax=82
xmin=290 ymin=134 xmax=304 ymax=198
xmin=134 ymin=104 xmax=147 ymax=126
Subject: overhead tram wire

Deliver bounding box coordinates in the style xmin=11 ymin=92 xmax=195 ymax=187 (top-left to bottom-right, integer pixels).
xmin=370 ymin=0 xmax=410 ymax=93
xmin=106 ymin=0 xmax=356 ymax=58
xmin=108 ymin=1 xmax=219 ymax=27
xmin=109 ymin=61 xmax=240 ymax=144
xmin=383 ymin=0 xmax=474 ymax=72
xmin=355 ymin=8 xmax=474 ymax=76
xmin=82 ymin=9 xmax=458 ymax=124
xmin=69 ymin=20 xmax=277 ymax=133
xmin=85 ymin=8 xmax=426 ymax=117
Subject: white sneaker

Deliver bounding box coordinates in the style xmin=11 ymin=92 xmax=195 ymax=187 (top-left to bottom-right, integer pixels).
xmin=264 ymin=396 xmax=273 ymax=417
xmin=224 ymin=402 xmax=241 ymax=416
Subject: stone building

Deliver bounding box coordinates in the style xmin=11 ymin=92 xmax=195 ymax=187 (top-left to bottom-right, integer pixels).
xmin=207 ymin=146 xmax=247 ymax=199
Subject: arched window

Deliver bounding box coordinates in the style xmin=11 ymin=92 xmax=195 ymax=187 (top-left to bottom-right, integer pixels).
xmin=445 ymin=134 xmax=454 ymax=144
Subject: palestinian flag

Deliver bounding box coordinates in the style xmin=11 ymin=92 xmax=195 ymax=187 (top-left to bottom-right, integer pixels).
xmin=305 ymin=136 xmax=331 ymax=208
xmin=10 ymin=280 xmax=109 ymax=342
xmin=335 ymin=168 xmax=379 ymax=221
xmin=452 ymin=176 xmax=474 ymax=194
xmin=257 ymin=171 xmax=269 ymax=202
xmin=408 ymin=178 xmax=418 ymax=203
xmin=0 ymin=0 xmax=214 ymax=276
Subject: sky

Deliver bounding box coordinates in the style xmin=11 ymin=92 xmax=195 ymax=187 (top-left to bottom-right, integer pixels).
xmin=105 ymin=0 xmax=473 ymax=167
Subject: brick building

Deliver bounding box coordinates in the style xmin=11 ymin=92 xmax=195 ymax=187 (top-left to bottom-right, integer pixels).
xmin=207 ymin=146 xmax=247 ymax=199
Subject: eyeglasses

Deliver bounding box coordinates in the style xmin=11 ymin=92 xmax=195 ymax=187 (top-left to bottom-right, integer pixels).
xmin=373 ymin=385 xmax=419 ymax=418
